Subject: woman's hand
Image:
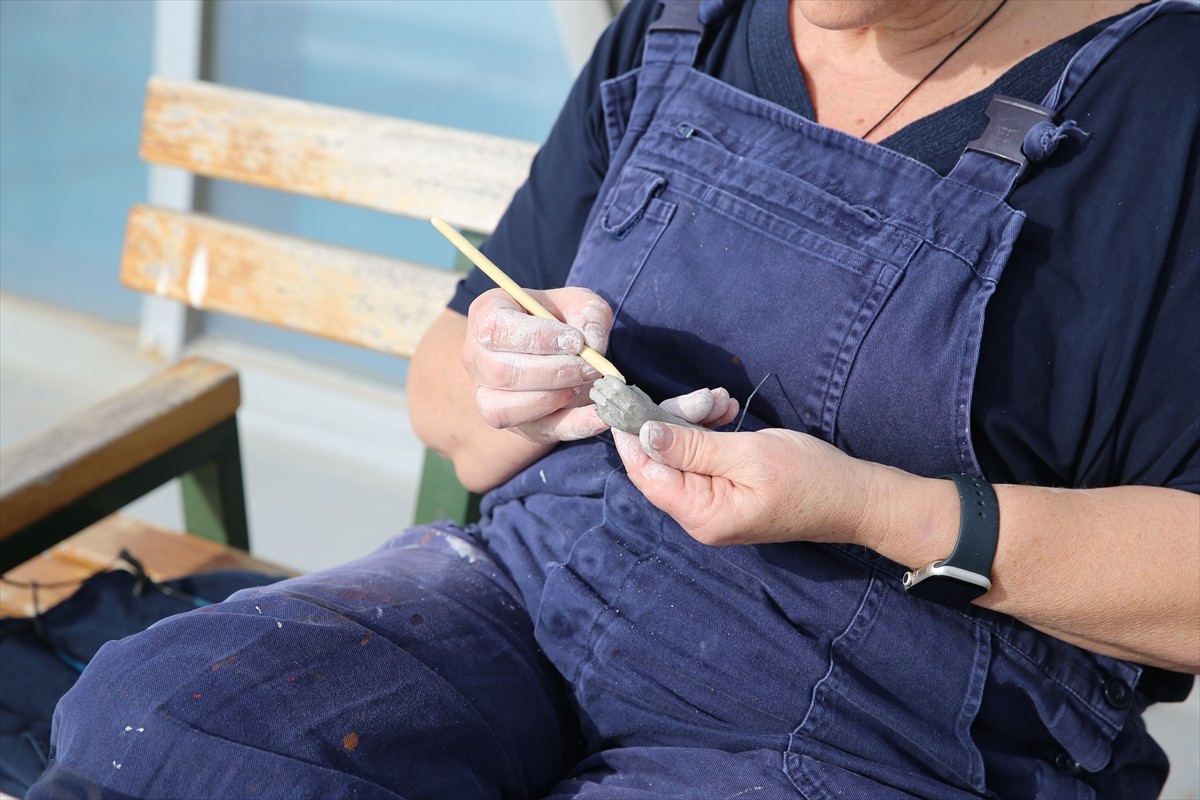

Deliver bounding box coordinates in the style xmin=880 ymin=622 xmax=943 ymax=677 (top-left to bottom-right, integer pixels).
xmin=464 ymin=287 xmax=614 ymax=444
xmin=612 ymin=420 xmax=882 ymax=548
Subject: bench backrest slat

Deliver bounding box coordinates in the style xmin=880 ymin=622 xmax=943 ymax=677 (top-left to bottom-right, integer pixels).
xmin=124 ymin=78 xmax=541 ymax=356
xmin=140 ymin=77 xmax=537 ymax=235
xmin=122 ymin=205 xmax=461 ymax=358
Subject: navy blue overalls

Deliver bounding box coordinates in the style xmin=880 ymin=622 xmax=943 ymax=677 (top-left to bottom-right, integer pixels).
xmin=29 ymin=2 xmax=1190 ymax=799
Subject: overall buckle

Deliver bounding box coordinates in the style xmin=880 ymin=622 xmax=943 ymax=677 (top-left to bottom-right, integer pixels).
xmin=649 ymin=0 xmax=704 ymax=35
xmin=965 ymin=95 xmax=1056 ymax=182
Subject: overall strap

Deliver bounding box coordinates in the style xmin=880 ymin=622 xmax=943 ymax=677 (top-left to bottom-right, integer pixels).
xmin=948 ymin=0 xmax=1197 ymax=200
xmin=602 ymin=0 xmax=735 ymax=161
xmin=642 ymin=0 xmax=705 ymax=66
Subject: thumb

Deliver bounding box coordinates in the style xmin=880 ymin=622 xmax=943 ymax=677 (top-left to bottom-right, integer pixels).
xmin=640 ymin=421 xmax=728 ymax=476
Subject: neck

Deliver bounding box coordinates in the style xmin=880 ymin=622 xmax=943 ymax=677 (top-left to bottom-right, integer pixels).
xmin=789 ymin=0 xmax=1139 ymax=141
xmin=790 ymin=0 xmax=1008 ymax=81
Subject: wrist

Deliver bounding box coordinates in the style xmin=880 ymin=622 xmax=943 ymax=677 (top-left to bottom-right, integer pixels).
xmin=865 ymin=467 xmax=961 ymax=569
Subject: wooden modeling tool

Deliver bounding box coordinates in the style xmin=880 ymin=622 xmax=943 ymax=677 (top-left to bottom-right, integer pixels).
xmin=430 ymin=217 xmax=625 ymax=382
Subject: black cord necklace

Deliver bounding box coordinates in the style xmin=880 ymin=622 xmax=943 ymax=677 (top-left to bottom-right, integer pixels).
xmin=861 ymin=0 xmax=1010 ymax=140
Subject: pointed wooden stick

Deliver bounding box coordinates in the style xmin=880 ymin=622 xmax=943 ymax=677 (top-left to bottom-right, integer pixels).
xmin=431 ymin=217 xmax=625 ymax=382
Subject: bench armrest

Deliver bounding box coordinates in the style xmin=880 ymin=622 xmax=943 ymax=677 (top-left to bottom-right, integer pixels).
xmin=0 ymin=356 xmax=244 ymax=571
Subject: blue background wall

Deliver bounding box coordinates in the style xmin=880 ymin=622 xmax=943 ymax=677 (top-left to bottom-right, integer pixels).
xmin=0 ymin=0 xmax=574 ymax=378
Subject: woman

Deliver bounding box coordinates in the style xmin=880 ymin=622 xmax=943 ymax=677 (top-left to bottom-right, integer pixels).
xmin=32 ymin=1 xmax=1198 ymax=798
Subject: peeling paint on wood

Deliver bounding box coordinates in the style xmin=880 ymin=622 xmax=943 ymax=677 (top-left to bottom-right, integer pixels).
xmin=0 ymin=357 xmax=240 ymax=540
xmin=140 ymin=77 xmax=536 ymax=234
xmin=121 ymin=206 xmax=460 ymax=359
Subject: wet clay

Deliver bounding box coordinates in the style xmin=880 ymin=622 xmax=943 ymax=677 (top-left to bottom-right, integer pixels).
xmin=589 ymin=376 xmax=701 ymax=434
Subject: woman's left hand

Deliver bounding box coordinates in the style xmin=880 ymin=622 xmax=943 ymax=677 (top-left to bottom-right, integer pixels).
xmin=613 ymin=417 xmax=883 ymax=548
xmin=613 ymin=402 xmax=1200 ymax=673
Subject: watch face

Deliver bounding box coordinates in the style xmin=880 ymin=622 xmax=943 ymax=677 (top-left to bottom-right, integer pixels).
xmin=908 ymin=574 xmax=988 ymax=606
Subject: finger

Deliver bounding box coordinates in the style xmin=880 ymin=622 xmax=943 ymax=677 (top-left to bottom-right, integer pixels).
xmin=475 ymin=305 xmax=585 ymax=356
xmin=659 ymin=387 xmax=740 ymax=428
xmin=640 ymin=421 xmax=747 ymax=477
xmin=555 ymin=293 xmax=613 ymax=355
xmin=630 ymin=424 xmax=754 ymax=541
xmin=613 ymin=426 xmax=662 ymax=476
xmin=473 ymin=351 xmax=601 ymax=391
xmin=476 ymin=385 xmax=581 ymax=429
xmin=529 ymin=288 xmax=613 ymax=354
xmin=660 ymin=389 xmax=714 ymax=424
xmin=708 ymin=388 xmax=740 ymax=427
xmin=534 ymin=404 xmax=611 ymax=443
xmin=483 ymin=392 xmax=609 ymax=443
xmin=615 ymin=426 xmax=691 ymax=501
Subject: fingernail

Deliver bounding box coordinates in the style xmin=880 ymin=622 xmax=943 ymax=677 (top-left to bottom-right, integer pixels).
xmin=582 ymin=321 xmax=608 ymax=350
xmin=641 ymin=421 xmax=673 ymax=453
xmin=556 ymin=330 xmax=582 ymax=353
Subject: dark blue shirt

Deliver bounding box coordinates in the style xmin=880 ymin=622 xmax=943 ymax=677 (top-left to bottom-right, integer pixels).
xmin=450 ymin=0 xmax=1200 ymax=494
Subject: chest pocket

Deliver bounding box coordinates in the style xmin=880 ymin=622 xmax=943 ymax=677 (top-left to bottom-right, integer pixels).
xmin=599 ymin=166 xmax=668 ymax=240
xmin=569 ymin=122 xmax=917 ymax=439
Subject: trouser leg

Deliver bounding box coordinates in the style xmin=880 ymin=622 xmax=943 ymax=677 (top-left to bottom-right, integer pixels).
xmin=27 ymin=526 xmax=580 ymax=800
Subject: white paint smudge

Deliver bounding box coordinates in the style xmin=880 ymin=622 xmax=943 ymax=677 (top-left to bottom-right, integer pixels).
xmin=186 ymin=244 xmax=208 ymax=307
xmin=255 ymin=606 xmax=262 ymax=614
xmin=539 ymin=469 xmax=547 ymax=483
xmin=276 ymin=620 xmax=283 ymax=629
xmin=446 ymin=537 xmax=478 ymax=563
xmin=113 ymin=761 xmax=122 ymax=769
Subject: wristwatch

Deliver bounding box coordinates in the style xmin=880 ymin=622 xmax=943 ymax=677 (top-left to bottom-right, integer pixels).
xmin=902 ymin=473 xmax=999 ymax=605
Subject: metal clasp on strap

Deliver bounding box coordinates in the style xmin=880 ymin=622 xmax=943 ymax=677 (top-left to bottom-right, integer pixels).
xmin=649 ymin=0 xmax=704 ymax=34
xmin=965 ymin=95 xmax=1056 ymax=182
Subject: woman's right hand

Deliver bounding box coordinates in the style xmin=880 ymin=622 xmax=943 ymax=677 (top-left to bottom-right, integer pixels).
xmin=464 ymin=287 xmax=615 ymax=444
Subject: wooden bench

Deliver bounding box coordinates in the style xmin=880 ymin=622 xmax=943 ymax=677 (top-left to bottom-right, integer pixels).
xmin=0 ymin=77 xmax=538 ymax=616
